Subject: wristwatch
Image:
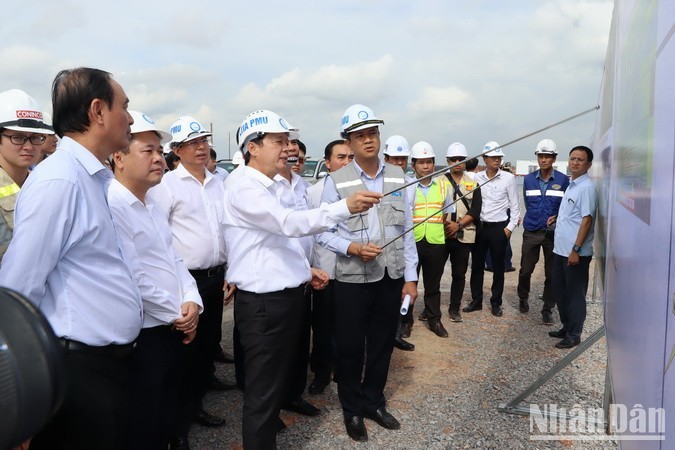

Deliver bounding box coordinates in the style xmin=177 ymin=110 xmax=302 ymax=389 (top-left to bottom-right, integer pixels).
xmin=572 ymin=244 xmax=581 ymax=252
xmin=457 ymin=221 xmax=463 ymax=230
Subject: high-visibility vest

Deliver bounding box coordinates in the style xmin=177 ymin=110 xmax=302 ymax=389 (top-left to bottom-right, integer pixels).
xmin=0 ymin=168 xmax=20 ymax=260
xmin=413 ymin=177 xmax=447 ymax=244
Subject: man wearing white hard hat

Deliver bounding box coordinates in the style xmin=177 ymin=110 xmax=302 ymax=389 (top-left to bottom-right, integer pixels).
xmin=439 ymin=142 xmax=481 ymax=322
xmin=465 ymin=141 xmax=520 ymax=317
xmin=0 ymin=89 xmax=54 ymax=261
xmin=107 ymin=110 xmax=203 ymax=449
xmin=399 ymin=141 xmax=453 ymax=339
xmin=0 ymin=68 xmax=143 ymax=449
xmin=517 ymin=139 xmax=569 ymax=324
xmin=318 ymin=104 xmax=418 ymax=442
xmin=150 ymin=115 xmax=235 ymax=433
xmin=223 ymin=109 xmax=381 ymax=449
xmin=383 ymin=135 xmax=411 ymax=171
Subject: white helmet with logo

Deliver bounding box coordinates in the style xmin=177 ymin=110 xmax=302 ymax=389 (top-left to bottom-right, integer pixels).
xmin=237 ymin=110 xmax=299 ymax=151
xmin=535 ymin=138 xmax=557 ymax=155
xmin=482 ymin=141 xmax=504 ymax=157
xmin=383 ymin=135 xmax=410 ymax=157
xmin=169 ymin=115 xmax=212 ymax=146
xmin=340 ymin=104 xmax=384 ymax=138
xmin=129 ymin=110 xmax=172 ymax=145
xmin=0 ymin=89 xmax=54 ymax=134
xmin=446 ymin=142 xmax=468 ymax=158
xmin=410 ymin=141 xmax=435 ymax=159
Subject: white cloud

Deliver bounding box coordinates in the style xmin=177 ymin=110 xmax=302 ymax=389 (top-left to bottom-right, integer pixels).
xmin=409 ymin=86 xmax=473 ymax=113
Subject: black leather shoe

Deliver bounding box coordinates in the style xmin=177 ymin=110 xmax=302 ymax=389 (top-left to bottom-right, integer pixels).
xmin=491 ymin=305 xmax=503 ymax=317
xmin=418 ymin=309 xmax=429 ymax=321
xmin=505 ymin=266 xmax=517 ymax=272
xmin=283 ymin=397 xmax=321 ymax=416
xmin=169 ymin=435 xmax=190 ymax=450
xmin=462 ymin=301 xmax=482 ymax=313
xmin=209 ymin=376 xmax=237 ymax=391
xmin=555 ymin=337 xmax=581 ymax=349
xmin=394 ymin=336 xmax=415 ymax=351
xmin=428 ymin=320 xmax=449 ymax=338
xmin=364 ymin=407 xmax=401 ymax=430
xmin=542 ymin=311 xmax=554 ymax=325
xmin=549 ymin=329 xmax=566 ymax=338
xmin=214 ymin=349 xmax=235 ymax=364
xmin=193 ymin=409 xmax=225 ymax=427
xmin=519 ymin=300 xmax=529 ymax=313
xmin=308 ymin=372 xmax=331 ymax=396
xmin=399 ymin=322 xmax=412 ymax=338
xmin=344 ymin=415 xmax=368 ymax=441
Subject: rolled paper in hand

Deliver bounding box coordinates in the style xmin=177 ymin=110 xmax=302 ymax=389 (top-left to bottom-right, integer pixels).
xmin=400 ymin=294 xmax=411 ymax=315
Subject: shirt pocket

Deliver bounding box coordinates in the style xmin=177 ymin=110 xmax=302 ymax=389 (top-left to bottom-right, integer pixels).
xmin=379 ymin=200 xmax=406 ymax=236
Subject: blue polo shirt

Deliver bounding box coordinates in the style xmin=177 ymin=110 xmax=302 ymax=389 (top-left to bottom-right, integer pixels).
xmin=553 ymin=173 xmax=597 ymax=257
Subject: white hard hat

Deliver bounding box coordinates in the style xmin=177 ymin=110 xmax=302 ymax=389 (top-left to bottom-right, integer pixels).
xmin=232 ymin=150 xmax=244 ymax=166
xmin=410 ymin=141 xmax=435 ymax=159
xmin=340 ymin=104 xmax=384 ymax=137
xmin=129 ymin=110 xmax=172 ymax=145
xmin=237 ymin=110 xmax=299 ymax=151
xmin=446 ymin=142 xmax=468 ymax=158
xmin=169 ymin=115 xmax=212 ymax=146
xmin=0 ymin=89 xmax=54 ymax=134
xmin=383 ymin=135 xmax=410 ymax=157
xmin=482 ymin=141 xmax=504 ymax=157
xmin=535 ymin=138 xmax=557 ymax=155
xmin=162 ymin=142 xmax=172 ymax=155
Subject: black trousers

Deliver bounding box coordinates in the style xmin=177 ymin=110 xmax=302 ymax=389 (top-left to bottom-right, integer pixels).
xmin=334 ymin=271 xmax=403 ymax=418
xmin=128 ymin=325 xmax=192 ymax=449
xmin=310 ymin=280 xmax=336 ymax=378
xmin=29 ymin=343 xmax=134 ymax=450
xmin=189 ymin=267 xmax=225 ymax=410
xmin=445 ymin=238 xmax=472 ymax=311
xmin=236 ymin=286 xmax=305 ymax=450
xmin=284 ymin=285 xmax=312 ymax=404
xmin=552 ymin=254 xmax=591 ymax=340
xmin=403 ymin=239 xmax=446 ymax=323
xmin=470 ymin=221 xmax=508 ymax=306
xmin=518 ymin=229 xmax=556 ymax=313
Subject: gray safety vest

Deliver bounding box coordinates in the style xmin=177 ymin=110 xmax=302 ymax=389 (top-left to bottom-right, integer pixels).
xmin=330 ymin=162 xmax=407 ymax=283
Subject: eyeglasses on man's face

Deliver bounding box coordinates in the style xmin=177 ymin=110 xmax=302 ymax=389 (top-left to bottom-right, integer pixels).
xmin=1 ymin=133 xmax=47 ymax=146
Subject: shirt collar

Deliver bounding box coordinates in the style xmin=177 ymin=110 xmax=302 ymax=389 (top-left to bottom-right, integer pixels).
xmin=174 ymin=163 xmax=213 ymax=184
xmin=243 ymin=165 xmax=275 ymax=188
xmin=570 ymin=172 xmax=589 ymax=185
xmin=60 ymin=136 xmax=109 ymax=177
xmin=109 ymin=179 xmax=144 ymax=206
xmin=353 ymin=159 xmax=384 ymax=179
xmin=536 ymin=170 xmax=554 ymax=182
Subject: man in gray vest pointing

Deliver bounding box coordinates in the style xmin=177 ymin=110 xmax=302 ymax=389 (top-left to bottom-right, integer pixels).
xmin=318 ymin=104 xmax=418 ymax=442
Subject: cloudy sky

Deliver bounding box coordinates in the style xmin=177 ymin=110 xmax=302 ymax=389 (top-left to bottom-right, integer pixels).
xmin=2 ymin=0 xmax=613 ymax=162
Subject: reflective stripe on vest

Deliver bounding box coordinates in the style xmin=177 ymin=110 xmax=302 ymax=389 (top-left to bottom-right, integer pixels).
xmin=0 ymin=183 xmax=20 ymax=198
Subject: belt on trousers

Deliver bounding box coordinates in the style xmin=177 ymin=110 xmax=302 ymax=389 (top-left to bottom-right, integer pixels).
xmin=59 ymin=338 xmax=137 ymax=358
xmin=482 ymin=220 xmax=508 ymax=226
xmin=189 ymin=264 xmax=224 ymax=278
xmin=238 ymin=284 xmax=306 ymax=297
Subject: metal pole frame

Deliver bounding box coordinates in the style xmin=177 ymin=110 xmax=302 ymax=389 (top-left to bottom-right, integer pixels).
xmin=497 ymin=326 xmax=610 ymax=431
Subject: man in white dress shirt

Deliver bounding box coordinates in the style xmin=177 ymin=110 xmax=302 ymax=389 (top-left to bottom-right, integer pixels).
xmin=224 ymin=109 xmax=381 ymax=449
xmin=0 ymin=67 xmax=143 ymax=450
xmin=108 ymin=110 xmax=204 ymax=449
xmin=150 ymin=115 xmax=233 ymax=430
xmin=465 ymin=141 xmax=520 ymax=317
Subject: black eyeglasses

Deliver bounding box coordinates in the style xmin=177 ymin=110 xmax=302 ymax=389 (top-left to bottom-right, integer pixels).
xmin=1 ymin=133 xmax=47 ymax=145
xmin=447 ymin=157 xmax=466 ymax=162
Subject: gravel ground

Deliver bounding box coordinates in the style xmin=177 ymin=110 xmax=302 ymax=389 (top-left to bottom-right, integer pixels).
xmin=192 ymin=228 xmax=615 ymax=449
